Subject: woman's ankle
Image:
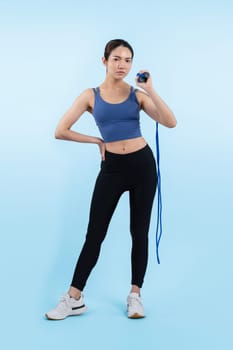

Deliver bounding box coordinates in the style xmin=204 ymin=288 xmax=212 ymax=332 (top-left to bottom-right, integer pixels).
xmin=130 ymin=285 xmax=141 ymax=296
xmin=68 ymin=286 xmax=82 ymax=299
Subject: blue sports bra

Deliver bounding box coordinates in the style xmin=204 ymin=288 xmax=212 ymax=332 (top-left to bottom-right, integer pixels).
xmin=92 ymin=86 xmax=142 ymax=142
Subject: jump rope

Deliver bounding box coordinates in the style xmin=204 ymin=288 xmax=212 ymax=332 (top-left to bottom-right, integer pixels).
xmin=137 ymin=72 xmax=162 ymax=264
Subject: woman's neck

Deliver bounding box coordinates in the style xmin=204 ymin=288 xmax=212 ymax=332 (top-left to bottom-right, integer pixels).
xmin=101 ymin=76 xmax=128 ymax=90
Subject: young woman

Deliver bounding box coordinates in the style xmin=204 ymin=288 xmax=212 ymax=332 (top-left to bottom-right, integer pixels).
xmin=45 ymin=39 xmax=176 ymax=320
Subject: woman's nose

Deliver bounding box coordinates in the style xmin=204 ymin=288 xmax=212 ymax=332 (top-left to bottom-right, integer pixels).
xmin=118 ymin=60 xmax=125 ymax=68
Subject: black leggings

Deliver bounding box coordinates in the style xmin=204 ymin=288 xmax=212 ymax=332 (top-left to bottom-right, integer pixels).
xmin=71 ymin=144 xmax=157 ymax=290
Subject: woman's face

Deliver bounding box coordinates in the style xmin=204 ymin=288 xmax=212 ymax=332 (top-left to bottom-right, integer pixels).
xmin=103 ymin=46 xmax=133 ymax=79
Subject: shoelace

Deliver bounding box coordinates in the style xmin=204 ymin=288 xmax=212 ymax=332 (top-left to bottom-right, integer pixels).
xmin=128 ymin=295 xmax=142 ymax=307
xmin=155 ymin=122 xmax=162 ymax=264
xmin=56 ymin=294 xmax=71 ymax=311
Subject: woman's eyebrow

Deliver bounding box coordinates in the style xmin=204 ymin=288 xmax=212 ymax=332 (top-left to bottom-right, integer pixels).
xmin=112 ymin=55 xmax=132 ymax=59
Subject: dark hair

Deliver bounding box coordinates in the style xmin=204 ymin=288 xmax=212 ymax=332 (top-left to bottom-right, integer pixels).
xmin=104 ymin=39 xmax=134 ymax=60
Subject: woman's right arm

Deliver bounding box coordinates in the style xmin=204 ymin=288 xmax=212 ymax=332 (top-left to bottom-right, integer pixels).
xmin=55 ymin=88 xmax=100 ymax=144
xmin=55 ymin=89 xmax=106 ymax=159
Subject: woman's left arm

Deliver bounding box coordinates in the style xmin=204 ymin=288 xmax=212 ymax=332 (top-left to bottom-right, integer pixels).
xmin=136 ymin=71 xmax=177 ymax=128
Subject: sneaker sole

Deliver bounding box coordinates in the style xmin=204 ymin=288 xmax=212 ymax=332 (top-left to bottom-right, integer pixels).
xmin=45 ymin=314 xmax=66 ymax=320
xmin=45 ymin=306 xmax=87 ymax=320
xmin=128 ymin=313 xmax=145 ymax=319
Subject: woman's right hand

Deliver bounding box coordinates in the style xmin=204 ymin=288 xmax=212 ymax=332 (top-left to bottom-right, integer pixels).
xmin=98 ymin=139 xmax=106 ymax=160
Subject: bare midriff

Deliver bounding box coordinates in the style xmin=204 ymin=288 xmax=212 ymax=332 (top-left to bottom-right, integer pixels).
xmin=105 ymin=137 xmax=147 ymax=154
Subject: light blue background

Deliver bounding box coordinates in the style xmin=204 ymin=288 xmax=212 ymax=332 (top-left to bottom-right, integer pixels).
xmin=1 ymin=0 xmax=232 ymax=349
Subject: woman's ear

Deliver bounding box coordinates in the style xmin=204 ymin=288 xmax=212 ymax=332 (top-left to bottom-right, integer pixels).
xmin=102 ymin=57 xmax=108 ymax=73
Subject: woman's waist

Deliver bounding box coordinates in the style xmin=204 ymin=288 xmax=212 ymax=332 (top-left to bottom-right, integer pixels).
xmin=105 ymin=137 xmax=147 ymax=155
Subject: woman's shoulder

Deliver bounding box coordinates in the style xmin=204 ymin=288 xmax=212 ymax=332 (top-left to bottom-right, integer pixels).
xmin=76 ymin=88 xmax=96 ymax=103
xmin=134 ymin=87 xmax=148 ymax=102
xmin=80 ymin=88 xmax=96 ymax=97
xmin=71 ymin=88 xmax=95 ymax=112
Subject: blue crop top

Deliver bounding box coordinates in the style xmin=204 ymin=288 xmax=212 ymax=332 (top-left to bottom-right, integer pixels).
xmin=92 ymin=86 xmax=142 ymax=142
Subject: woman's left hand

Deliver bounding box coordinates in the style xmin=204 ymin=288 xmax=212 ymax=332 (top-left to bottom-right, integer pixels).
xmin=135 ymin=70 xmax=153 ymax=92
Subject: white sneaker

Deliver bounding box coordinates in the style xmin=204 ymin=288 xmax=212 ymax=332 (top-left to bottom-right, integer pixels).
xmin=127 ymin=292 xmax=145 ymax=318
xmin=45 ymin=293 xmax=87 ymax=320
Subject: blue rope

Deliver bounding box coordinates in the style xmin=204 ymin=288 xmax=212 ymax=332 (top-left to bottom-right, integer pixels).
xmin=155 ymin=122 xmax=162 ymax=264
